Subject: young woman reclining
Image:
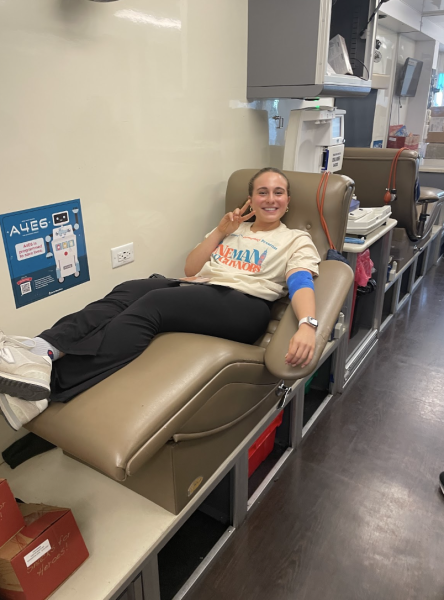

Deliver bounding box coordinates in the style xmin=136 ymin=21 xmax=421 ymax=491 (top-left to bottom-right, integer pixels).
xmin=0 ymin=168 xmax=320 ymax=430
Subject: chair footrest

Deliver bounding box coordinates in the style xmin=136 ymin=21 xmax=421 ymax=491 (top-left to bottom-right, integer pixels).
xmin=27 ymin=333 xmax=267 ymax=481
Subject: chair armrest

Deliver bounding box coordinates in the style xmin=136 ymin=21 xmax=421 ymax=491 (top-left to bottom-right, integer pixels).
xmin=418 ymin=187 xmax=444 ymax=205
xmin=264 ymin=260 xmax=354 ymax=380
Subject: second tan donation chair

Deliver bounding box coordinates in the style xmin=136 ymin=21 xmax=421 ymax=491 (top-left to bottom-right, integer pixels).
xmin=27 ymin=170 xmax=354 ymax=515
xmin=341 ymin=148 xmax=444 ymax=268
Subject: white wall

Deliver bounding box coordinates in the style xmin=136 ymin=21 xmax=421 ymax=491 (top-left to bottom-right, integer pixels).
xmin=406 ymin=40 xmax=438 ymax=140
xmin=371 ymin=26 xmax=399 ymax=147
xmin=381 ymin=0 xmax=423 ymax=30
xmin=371 ymin=27 xmax=423 ymax=147
xmin=371 ymin=28 xmax=424 ymax=147
xmin=0 ymin=0 xmax=274 ymax=451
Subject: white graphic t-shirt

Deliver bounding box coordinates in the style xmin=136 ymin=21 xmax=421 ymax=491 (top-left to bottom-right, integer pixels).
xmin=197 ymin=222 xmax=321 ymax=301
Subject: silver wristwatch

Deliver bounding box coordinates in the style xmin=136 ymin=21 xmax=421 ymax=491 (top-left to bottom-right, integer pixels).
xmin=299 ymin=316 xmax=318 ymax=329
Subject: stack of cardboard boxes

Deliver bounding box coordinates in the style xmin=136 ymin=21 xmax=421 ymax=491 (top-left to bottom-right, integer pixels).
xmin=386 ymin=125 xmax=420 ymax=150
xmin=0 ymin=479 xmax=88 ymax=600
xmin=425 ymin=107 xmax=444 ymax=159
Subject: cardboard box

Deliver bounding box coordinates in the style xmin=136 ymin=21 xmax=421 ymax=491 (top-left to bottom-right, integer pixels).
xmin=0 ymin=480 xmax=25 ymax=548
xmin=387 ymin=125 xmax=420 ymax=150
xmin=425 ymin=143 xmax=444 ymax=159
xmin=387 ymin=136 xmax=405 ymax=149
xmin=431 ymin=107 xmax=444 ymax=118
xmin=426 ymin=131 xmax=444 ymax=144
xmin=386 ymin=134 xmax=420 ymax=150
xmin=428 ymin=117 xmax=444 ymax=133
xmin=0 ymin=503 xmax=89 ymax=600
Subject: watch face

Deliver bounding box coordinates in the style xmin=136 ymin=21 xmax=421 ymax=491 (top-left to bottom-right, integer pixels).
xmin=309 ymin=317 xmax=318 ymax=327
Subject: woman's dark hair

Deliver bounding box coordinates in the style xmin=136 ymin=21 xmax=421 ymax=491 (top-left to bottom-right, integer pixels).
xmin=248 ymin=167 xmax=291 ymax=197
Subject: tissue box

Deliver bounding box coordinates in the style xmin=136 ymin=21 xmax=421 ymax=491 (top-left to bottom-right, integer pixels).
xmin=328 ymin=34 xmax=353 ymax=75
xmin=0 ymin=480 xmax=25 ymax=547
xmin=0 ymin=503 xmax=89 ymax=600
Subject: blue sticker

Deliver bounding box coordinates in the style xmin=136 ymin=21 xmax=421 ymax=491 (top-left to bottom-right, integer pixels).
xmin=372 ymin=140 xmax=383 ymax=148
xmin=0 ymin=200 xmax=90 ymax=308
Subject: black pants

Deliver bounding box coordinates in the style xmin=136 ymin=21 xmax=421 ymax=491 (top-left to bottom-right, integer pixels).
xmin=40 ymin=279 xmax=271 ymax=403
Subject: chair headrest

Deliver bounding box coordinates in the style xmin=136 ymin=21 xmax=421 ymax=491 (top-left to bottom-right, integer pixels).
xmin=343 ymin=148 xmax=419 ymax=162
xmin=340 ymin=148 xmax=419 ymax=239
xmin=225 ymin=169 xmax=354 ymax=260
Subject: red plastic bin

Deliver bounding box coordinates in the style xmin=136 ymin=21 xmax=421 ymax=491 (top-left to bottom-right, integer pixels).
xmin=248 ymin=411 xmax=284 ymax=477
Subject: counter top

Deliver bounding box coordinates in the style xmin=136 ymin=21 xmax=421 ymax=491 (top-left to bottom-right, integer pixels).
xmin=420 ymin=159 xmax=444 ymax=173
xmin=0 ymin=449 xmax=175 ymax=600
xmin=342 ymin=218 xmax=397 ymax=254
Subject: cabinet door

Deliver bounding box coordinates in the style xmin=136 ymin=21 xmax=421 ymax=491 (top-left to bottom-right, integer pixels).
xmin=248 ymin=0 xmax=329 ymax=89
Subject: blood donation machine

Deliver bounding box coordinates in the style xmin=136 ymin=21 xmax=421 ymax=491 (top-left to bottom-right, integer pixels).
xmin=283 ymin=107 xmax=346 ymax=174
xmin=283 ymin=108 xmax=393 ymax=238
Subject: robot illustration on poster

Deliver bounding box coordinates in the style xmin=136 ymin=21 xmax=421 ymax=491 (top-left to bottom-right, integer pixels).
xmin=44 ymin=209 xmax=81 ymax=283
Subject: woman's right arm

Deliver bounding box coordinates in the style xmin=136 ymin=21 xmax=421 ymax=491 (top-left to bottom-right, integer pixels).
xmin=184 ymin=200 xmax=255 ymax=277
xmin=184 ymin=228 xmax=224 ymax=277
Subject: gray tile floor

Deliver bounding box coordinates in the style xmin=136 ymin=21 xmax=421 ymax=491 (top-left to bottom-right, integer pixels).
xmin=188 ymin=261 xmax=444 ymax=600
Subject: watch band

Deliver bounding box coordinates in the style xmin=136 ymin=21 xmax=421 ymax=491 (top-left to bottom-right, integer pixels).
xmin=298 ymin=316 xmax=318 ymax=329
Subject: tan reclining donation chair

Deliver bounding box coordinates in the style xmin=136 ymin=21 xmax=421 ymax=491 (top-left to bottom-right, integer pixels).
xmin=341 ymin=148 xmax=444 ymax=268
xmin=27 ymin=169 xmax=354 ymax=515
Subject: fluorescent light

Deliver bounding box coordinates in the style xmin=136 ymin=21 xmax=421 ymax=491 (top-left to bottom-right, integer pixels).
xmin=115 ymin=9 xmax=181 ymax=29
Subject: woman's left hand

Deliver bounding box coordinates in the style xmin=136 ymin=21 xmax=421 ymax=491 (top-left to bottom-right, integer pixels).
xmin=285 ymin=325 xmax=316 ymax=368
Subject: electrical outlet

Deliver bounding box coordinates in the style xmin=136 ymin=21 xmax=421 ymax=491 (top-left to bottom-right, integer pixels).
xmin=111 ymin=243 xmax=134 ymax=269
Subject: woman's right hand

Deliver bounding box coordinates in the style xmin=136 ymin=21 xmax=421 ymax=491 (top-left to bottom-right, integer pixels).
xmin=216 ymin=200 xmax=256 ymax=237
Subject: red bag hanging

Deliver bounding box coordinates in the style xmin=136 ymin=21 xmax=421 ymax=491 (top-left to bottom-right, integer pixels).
xmin=355 ymin=249 xmax=374 ymax=287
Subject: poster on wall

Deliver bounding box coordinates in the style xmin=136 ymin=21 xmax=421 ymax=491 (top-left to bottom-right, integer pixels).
xmin=0 ymin=200 xmax=90 ymax=309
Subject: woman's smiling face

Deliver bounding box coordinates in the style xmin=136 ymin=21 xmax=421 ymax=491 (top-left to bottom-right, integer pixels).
xmin=248 ymin=171 xmax=290 ymax=230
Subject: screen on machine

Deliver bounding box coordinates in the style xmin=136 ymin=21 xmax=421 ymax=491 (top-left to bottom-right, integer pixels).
xmin=332 ymin=116 xmax=342 ymax=140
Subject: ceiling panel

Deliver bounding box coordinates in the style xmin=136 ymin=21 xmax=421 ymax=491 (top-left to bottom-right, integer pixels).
xmin=384 ymin=0 xmax=444 ymax=35
xmin=426 ymin=13 xmax=444 ymax=21
xmin=401 ymin=0 xmax=425 ymax=11
xmin=379 ymin=14 xmax=433 ymax=39
xmin=423 ymin=0 xmax=444 ymax=12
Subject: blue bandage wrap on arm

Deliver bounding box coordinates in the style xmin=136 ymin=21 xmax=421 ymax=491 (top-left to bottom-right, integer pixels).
xmin=287 ymin=271 xmax=314 ymax=300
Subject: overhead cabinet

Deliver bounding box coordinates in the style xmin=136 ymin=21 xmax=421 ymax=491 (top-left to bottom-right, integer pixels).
xmin=247 ymin=0 xmax=378 ymax=99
